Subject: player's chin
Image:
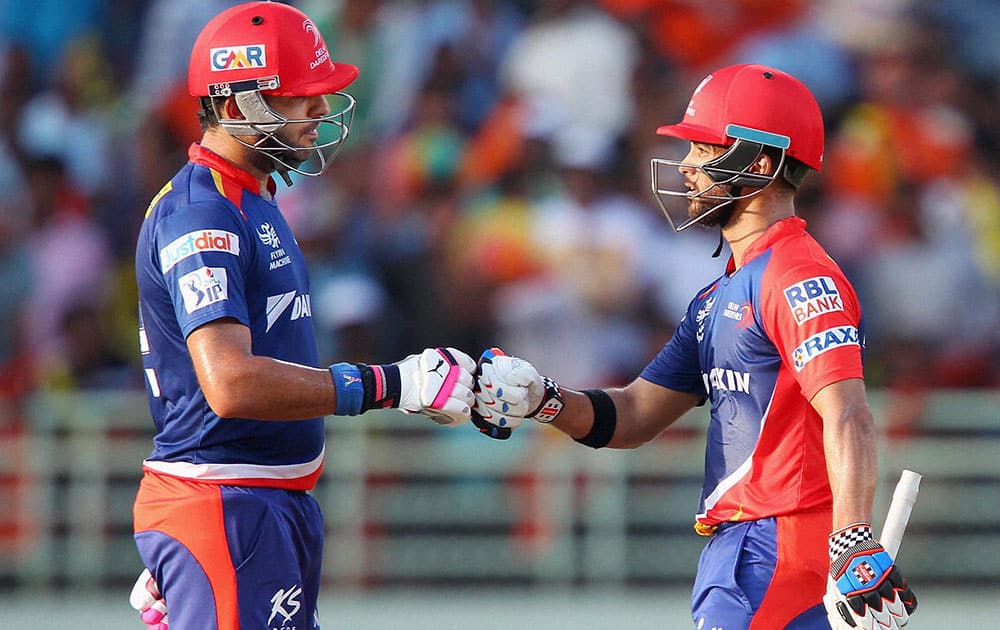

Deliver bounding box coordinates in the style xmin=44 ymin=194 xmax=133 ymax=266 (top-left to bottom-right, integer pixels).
xmin=286 ymin=144 xmax=315 ymax=163
xmin=687 ymin=199 xmax=712 ymax=219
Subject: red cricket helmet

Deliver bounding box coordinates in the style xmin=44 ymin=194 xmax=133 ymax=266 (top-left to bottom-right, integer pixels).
xmin=188 ymin=1 xmax=358 ymax=98
xmin=188 ymin=1 xmax=360 ymax=183
xmin=650 ymin=64 xmax=824 ymax=232
xmin=656 ymin=64 xmax=823 ymax=171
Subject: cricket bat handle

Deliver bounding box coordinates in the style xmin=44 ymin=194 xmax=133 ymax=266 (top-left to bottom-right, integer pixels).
xmin=879 ymin=469 xmax=922 ymax=559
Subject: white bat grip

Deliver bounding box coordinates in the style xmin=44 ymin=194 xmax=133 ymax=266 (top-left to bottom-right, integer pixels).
xmin=879 ymin=469 xmax=922 ymax=559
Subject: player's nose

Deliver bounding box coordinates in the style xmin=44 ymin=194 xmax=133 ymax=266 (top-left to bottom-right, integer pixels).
xmin=309 ymin=94 xmax=331 ymax=118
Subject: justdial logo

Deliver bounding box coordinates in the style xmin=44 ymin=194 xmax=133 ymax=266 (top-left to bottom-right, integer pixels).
xmin=160 ymin=229 xmax=240 ymax=273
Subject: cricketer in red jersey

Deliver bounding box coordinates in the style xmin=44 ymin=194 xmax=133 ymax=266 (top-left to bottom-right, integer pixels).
xmin=471 ymin=65 xmax=917 ymax=629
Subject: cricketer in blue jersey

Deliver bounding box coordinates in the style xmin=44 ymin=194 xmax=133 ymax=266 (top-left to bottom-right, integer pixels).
xmin=130 ymin=4 xmax=477 ymax=629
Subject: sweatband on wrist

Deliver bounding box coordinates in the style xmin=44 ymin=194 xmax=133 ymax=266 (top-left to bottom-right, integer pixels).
xmin=329 ymin=362 xmax=365 ymax=416
xmin=829 ymin=521 xmax=874 ymax=561
xmin=575 ymin=389 xmax=617 ymax=449
xmin=357 ymin=363 xmax=402 ymax=411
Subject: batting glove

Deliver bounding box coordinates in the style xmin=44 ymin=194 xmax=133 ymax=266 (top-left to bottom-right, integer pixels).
xmin=471 ymin=348 xmax=564 ymax=439
xmin=330 ymin=347 xmax=476 ymax=426
xmin=824 ymin=522 xmax=917 ymax=629
xmin=129 ymin=568 xmax=168 ymax=630
xmin=397 ymin=347 xmax=477 ymax=426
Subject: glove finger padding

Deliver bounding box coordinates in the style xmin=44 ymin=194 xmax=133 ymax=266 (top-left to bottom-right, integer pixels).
xmin=473 ymin=353 xmax=543 ymax=433
xmin=477 ymin=362 xmax=532 ymax=416
xmin=471 ymin=348 xmax=513 ymax=439
xmin=827 ymin=543 xmax=916 ymax=630
xmin=847 ymin=566 xmax=915 ymax=627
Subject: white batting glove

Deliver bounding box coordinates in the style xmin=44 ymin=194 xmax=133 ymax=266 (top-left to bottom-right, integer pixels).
xmin=397 ymin=347 xmax=476 ymax=426
xmin=472 ymin=348 xmax=564 ymax=439
xmin=824 ymin=523 xmax=917 ymax=629
xmin=129 ymin=568 xmax=168 ymax=630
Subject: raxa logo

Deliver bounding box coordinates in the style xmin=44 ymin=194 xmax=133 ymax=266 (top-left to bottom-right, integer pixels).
xmin=792 ymin=326 xmax=859 ymax=371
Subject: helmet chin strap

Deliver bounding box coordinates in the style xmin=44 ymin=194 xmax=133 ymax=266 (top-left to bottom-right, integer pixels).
xmin=712 ymin=230 xmax=725 ymax=258
xmin=709 ymin=188 xmax=739 ymax=258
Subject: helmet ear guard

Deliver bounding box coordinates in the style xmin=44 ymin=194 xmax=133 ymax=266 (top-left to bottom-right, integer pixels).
xmin=225 ymin=91 xmax=284 ymax=135
xmin=702 ymin=139 xmax=775 ymax=188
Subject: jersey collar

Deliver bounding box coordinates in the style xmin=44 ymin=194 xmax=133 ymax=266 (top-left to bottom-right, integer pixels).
xmin=726 ymin=216 xmax=807 ymax=274
xmin=188 ymin=143 xmax=277 ymax=197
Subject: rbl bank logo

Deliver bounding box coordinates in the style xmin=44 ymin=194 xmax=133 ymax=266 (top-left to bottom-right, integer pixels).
xmin=783 ymin=275 xmax=843 ymax=325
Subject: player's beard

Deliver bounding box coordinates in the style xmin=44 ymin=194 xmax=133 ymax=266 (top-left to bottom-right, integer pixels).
xmin=247 ymin=125 xmax=314 ymax=175
xmin=688 ymin=183 xmax=736 ymax=228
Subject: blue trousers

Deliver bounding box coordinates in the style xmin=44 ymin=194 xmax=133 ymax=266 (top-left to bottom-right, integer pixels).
xmin=134 ymin=471 xmax=324 ymax=630
xmin=692 ymin=512 xmax=832 ymax=629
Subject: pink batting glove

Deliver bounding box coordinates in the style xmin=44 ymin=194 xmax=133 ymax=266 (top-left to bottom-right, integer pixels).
xmin=129 ymin=568 xmax=169 ymax=629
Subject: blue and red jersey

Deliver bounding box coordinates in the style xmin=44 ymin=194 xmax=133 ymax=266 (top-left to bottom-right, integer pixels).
xmin=641 ymin=217 xmax=864 ymax=530
xmin=135 ymin=144 xmax=324 ymax=490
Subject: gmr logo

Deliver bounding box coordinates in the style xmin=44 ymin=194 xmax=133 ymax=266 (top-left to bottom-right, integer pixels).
xmin=210 ymin=45 xmax=267 ymax=71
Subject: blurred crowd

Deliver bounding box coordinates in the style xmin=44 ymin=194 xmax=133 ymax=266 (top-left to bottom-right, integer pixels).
xmin=1 ymin=0 xmax=998 ymax=419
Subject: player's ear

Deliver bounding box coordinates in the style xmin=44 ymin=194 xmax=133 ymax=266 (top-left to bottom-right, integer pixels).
xmin=750 ymin=149 xmax=773 ymax=176
xmin=222 ymin=96 xmax=246 ymax=121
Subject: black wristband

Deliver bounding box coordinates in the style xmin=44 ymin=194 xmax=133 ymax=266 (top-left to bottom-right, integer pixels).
xmin=575 ymin=389 xmax=617 ymax=449
xmin=357 ymin=363 xmax=402 ymax=412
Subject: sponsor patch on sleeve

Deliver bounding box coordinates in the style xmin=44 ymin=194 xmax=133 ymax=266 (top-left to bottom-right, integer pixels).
xmin=792 ymin=326 xmax=860 ymax=371
xmin=178 ymin=267 xmax=229 ymax=314
xmin=782 ymin=275 xmax=844 ymax=325
xmin=160 ymin=229 xmax=240 ymax=273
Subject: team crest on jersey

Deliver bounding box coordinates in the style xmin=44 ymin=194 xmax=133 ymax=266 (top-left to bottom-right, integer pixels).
xmin=722 ymin=300 xmax=754 ymax=329
xmin=257 ymin=222 xmax=281 ymax=248
xmin=179 ymin=267 xmax=229 ymax=313
xmin=792 ymin=325 xmax=859 ymax=371
xmin=210 ymin=45 xmax=267 ymax=71
xmin=783 ymin=275 xmax=843 ymax=325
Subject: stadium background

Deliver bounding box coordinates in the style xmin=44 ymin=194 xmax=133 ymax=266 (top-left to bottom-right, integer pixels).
xmin=0 ymin=0 xmax=998 ymax=627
